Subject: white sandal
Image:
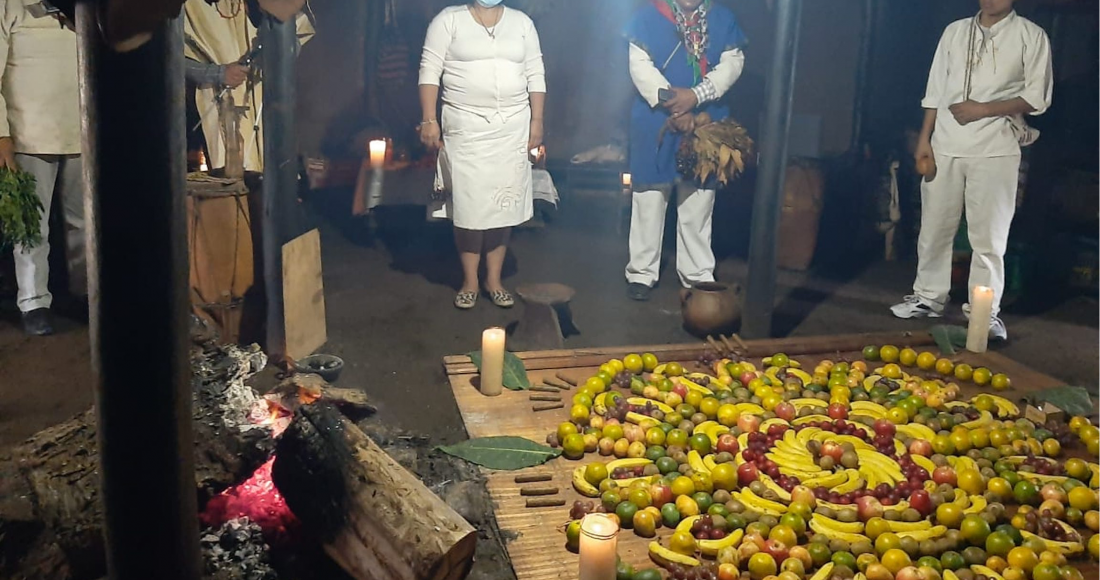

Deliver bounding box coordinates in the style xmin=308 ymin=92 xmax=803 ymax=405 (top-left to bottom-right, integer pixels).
xmin=487 ymin=289 xmax=514 ymax=308
xmin=454 ymin=291 xmax=477 ymax=310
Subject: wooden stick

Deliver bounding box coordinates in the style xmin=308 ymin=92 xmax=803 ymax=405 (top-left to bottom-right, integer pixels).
xmin=532 ymin=402 xmax=565 ymax=412
xmin=706 ymin=335 xmax=725 ymax=354
xmin=528 ymin=385 xmax=560 ymax=393
xmin=514 ymin=473 xmax=553 ymax=484
xmin=529 ymin=394 xmax=562 ymax=402
xmin=730 ymin=333 xmax=749 ymax=352
xmin=555 ymin=372 xmax=579 ymax=387
xmin=719 ymin=335 xmax=738 ymax=354
xmin=519 ymin=486 xmax=559 ymax=497
xmin=526 ymin=497 xmax=566 ymax=508
xmin=543 ymin=377 xmax=572 ymax=390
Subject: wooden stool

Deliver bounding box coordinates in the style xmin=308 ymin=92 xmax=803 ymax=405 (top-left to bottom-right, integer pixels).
xmin=513 ymin=283 xmax=578 ymax=350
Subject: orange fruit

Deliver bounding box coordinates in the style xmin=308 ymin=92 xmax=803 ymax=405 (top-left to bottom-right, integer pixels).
xmin=670 ymin=530 xmax=697 ymax=556
xmin=881 ymin=548 xmax=912 ymax=574
xmin=882 ymin=363 xmax=903 ymax=380
xmin=957 ymin=469 xmax=985 ymax=495
xmin=711 ymin=463 xmax=738 ymax=491
xmin=917 ymin=352 xmax=937 ymax=370
xmin=875 ymin=532 xmax=902 ymax=555
xmin=747 ymin=553 xmax=778 ymax=580
xmin=671 ymin=476 xmax=695 ymax=497
xmin=935 ymin=358 xmax=955 ymax=375
xmin=991 ymin=373 xmax=1011 ymax=390
xmin=972 ymin=367 xmax=993 ymax=386
xmin=936 ymin=503 xmax=964 ymax=528
xmin=880 ymin=345 xmax=900 ymax=363
xmin=899 ymin=348 xmax=918 ymax=367
xmin=1007 ymin=547 xmax=1039 ymax=573
xmin=1069 ymin=416 xmax=1091 ymax=435
xmin=954 ymin=363 xmax=974 ymax=381
xmin=1068 ymin=487 xmax=1097 ymax=511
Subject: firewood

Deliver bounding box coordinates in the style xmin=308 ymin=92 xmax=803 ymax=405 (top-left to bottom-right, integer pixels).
xmin=514 ymin=473 xmax=553 ymax=484
xmin=527 ymin=385 xmax=560 ymax=393
xmin=543 ymin=377 xmax=571 ymax=390
xmin=532 ymin=402 xmax=565 ymax=412
xmin=525 ymin=498 xmax=566 ymax=508
xmin=528 ymin=394 xmax=561 ymax=402
xmin=519 ymin=486 xmax=558 ymax=497
xmin=554 ymin=372 xmax=578 ymax=386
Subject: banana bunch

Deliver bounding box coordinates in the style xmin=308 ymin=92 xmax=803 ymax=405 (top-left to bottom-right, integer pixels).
xmin=693 ymin=421 xmax=731 ymax=445
xmin=802 ymin=470 xmax=850 ymax=489
xmin=811 ymin=513 xmax=864 ymax=534
xmin=960 ymin=410 xmax=994 ymax=429
xmin=851 ymin=401 xmax=888 ymax=419
xmin=675 ymin=517 xmax=746 ymax=556
xmin=791 ymin=398 xmax=828 ymax=412
xmin=688 ymin=450 xmax=711 ymax=475
xmin=734 ymin=487 xmax=788 ymax=516
xmin=809 ymin=515 xmax=871 ymax=544
xmin=896 ymin=423 xmax=937 ymax=442
xmin=970 ymin=394 xmax=1019 ymax=417
xmin=793 ymin=414 xmax=832 ymax=426
xmin=649 ymin=541 xmax=700 ymax=567
xmin=832 ymin=469 xmax=866 ymax=494
xmin=626 ymin=411 xmax=660 ymax=428
xmin=734 ymin=402 xmax=766 ymax=416
xmin=855 ymin=449 xmax=904 ymax=486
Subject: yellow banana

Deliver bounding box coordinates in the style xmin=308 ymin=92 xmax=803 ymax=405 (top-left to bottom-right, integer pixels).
xmin=944 ymin=571 xmax=961 ymax=580
xmin=803 ymin=470 xmax=850 ymax=489
xmin=676 ymin=515 xmax=703 ymax=535
xmin=688 ymin=450 xmax=711 ymax=475
xmin=811 ymin=514 xmax=865 ymax=534
xmin=834 ymin=470 xmax=866 ymax=495
xmin=970 ymin=565 xmax=1005 ymax=580
xmin=735 ymin=403 xmax=766 ymax=415
xmin=895 ymin=525 xmax=948 ymax=541
xmin=963 ymin=495 xmax=987 ymax=514
xmin=699 ymin=528 xmax=744 ymax=557
xmin=897 ymin=423 xmax=937 ymax=441
xmin=887 ymin=520 xmax=933 ymax=532
xmin=792 ymin=397 xmax=828 ymax=411
xmin=767 ymin=452 xmax=820 ymax=473
xmin=703 ymin=455 xmax=719 ymax=472
xmin=788 ymin=368 xmax=814 ymax=384
xmin=593 ymin=392 xmax=609 ymax=415
xmin=653 ymin=363 xmax=667 ymax=375
xmin=648 ymin=541 xmax=701 ymax=567
xmin=851 ymin=401 xmax=889 ymax=416
xmin=1018 ymin=530 xmax=1084 ymax=555
xmin=758 ymin=474 xmax=793 ymax=502
xmin=675 ymin=376 xmax=714 ymax=396
xmin=761 ymin=418 xmax=789 ymax=433
xmin=572 ymin=466 xmax=600 ymax=497
xmin=809 ymin=563 xmax=835 ymax=580
xmin=961 ymin=410 xmax=994 ymax=429
xmin=736 ymin=488 xmax=788 ymax=515
xmin=627 ymin=397 xmax=673 ymax=415
xmin=703 ymin=422 xmax=731 ymax=444
xmin=793 ymin=414 xmax=832 ymax=425
xmin=808 ymin=518 xmax=871 ymax=544
xmin=911 ymin=454 xmax=937 ymax=474
xmin=626 ymin=411 xmax=659 ymax=428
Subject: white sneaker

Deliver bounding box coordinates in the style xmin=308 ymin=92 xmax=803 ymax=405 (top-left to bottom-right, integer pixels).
xmin=989 ymin=316 xmax=1008 ymax=341
xmin=890 ymin=295 xmax=944 ymax=319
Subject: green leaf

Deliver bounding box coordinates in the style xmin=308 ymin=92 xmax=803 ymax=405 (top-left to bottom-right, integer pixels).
xmin=1029 ymin=386 xmax=1094 ymax=417
xmin=0 ymin=167 xmax=41 ymax=250
xmin=467 ymin=350 xmax=530 ymax=390
xmin=930 ymin=325 xmax=968 ymax=356
xmin=437 ymin=436 xmax=561 ymax=470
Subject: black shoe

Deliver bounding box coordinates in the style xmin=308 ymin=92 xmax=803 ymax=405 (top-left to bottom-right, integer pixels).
xmin=22 ymin=308 xmax=55 ymax=336
xmin=627 ymin=282 xmax=652 ymax=301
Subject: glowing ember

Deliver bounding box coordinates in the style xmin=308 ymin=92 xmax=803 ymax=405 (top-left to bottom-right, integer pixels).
xmin=200 ymin=458 xmax=297 ymax=540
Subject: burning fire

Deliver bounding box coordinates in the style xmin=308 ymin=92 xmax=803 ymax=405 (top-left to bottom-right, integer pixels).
xmin=200 ymin=458 xmax=298 ymax=540
xmin=251 ymin=397 xmax=293 ymax=437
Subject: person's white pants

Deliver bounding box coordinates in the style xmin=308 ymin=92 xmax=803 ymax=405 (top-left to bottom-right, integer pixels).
xmin=912 ymin=154 xmax=1020 ymax=316
xmin=626 ymin=185 xmax=715 ymax=288
xmin=13 ymin=154 xmax=86 ymax=313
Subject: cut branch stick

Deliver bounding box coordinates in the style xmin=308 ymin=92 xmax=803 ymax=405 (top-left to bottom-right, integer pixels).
xmin=554 ymin=372 xmax=578 ymax=387
xmin=528 ymin=394 xmax=562 ymax=402
xmin=514 ymin=473 xmax=553 ymax=484
xmin=528 ymin=385 xmax=561 ymax=393
xmin=532 ymin=402 xmax=565 ymax=412
xmin=525 ymin=497 xmax=566 ymax=508
xmin=543 ymin=377 xmax=572 ymax=390
xmin=519 ymin=487 xmax=559 ymax=497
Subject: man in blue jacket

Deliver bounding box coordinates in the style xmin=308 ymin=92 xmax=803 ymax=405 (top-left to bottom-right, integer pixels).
xmin=624 ymin=0 xmax=746 ymax=301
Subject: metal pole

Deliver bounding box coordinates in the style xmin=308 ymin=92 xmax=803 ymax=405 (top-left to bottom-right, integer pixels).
xmin=76 ymin=4 xmax=200 ymax=580
xmin=260 ymin=14 xmax=298 ymax=362
xmin=850 ymin=0 xmax=877 ymax=153
xmin=741 ymin=0 xmax=803 ymax=339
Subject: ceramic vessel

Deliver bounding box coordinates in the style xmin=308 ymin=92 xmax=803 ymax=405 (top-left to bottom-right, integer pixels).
xmin=681 ymin=282 xmax=742 ymax=337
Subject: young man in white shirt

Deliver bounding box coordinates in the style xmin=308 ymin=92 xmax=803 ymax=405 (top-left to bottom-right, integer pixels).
xmin=890 ymin=0 xmax=1052 ymax=341
xmin=0 ymin=0 xmax=84 ymax=336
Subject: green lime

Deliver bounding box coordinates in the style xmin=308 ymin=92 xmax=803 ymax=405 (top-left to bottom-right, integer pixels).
xmin=832 ymin=551 xmax=857 ymax=571
xmin=645 ymin=445 xmax=666 ymax=461
xmin=615 ymin=502 xmax=639 ymax=528
xmin=660 ymin=503 xmax=681 ymax=528
xmin=862 ymin=345 xmax=881 ymax=361
xmin=940 ymin=551 xmax=965 ymax=571
xmin=808 ymin=542 xmax=833 ymax=567
xmin=692 ymin=492 xmax=714 ymax=512
xmin=656 ymin=456 xmax=679 ymax=474
xmin=1013 ymin=480 xmax=1039 ymax=505
xmin=917 ymin=556 xmax=942 ymax=572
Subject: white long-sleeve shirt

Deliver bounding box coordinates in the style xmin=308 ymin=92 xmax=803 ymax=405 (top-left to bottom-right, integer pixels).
xmin=419 ymin=6 xmax=545 ymax=121
xmin=0 ymin=0 xmax=79 ymax=155
xmin=628 ymin=42 xmax=745 ymax=108
xmin=922 ymin=11 xmax=1052 ymax=158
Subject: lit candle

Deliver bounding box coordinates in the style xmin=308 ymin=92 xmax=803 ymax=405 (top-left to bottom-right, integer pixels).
xmin=369 ymin=139 xmax=387 ymax=169
xmin=480 ymin=327 xmax=506 ymax=396
xmin=966 ymin=286 xmax=994 ymax=353
xmin=621 ymin=172 xmax=632 ymax=189
xmin=198 ymin=150 xmax=208 ymax=172
xmin=579 ymin=513 xmax=618 ymax=580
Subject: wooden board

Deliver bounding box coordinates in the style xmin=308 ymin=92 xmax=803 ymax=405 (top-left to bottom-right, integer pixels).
xmin=283 ymin=228 xmax=327 ymax=360
xmin=444 ymin=333 xmax=1088 ymax=580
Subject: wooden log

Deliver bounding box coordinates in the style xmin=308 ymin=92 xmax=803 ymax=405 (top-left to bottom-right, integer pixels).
xmin=272 ymin=404 xmax=476 ymax=580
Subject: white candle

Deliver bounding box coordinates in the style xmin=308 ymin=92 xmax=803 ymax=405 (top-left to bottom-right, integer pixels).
xmin=579 ymin=514 xmax=618 ymax=580
xmin=198 ymin=150 xmax=208 ymax=172
xmin=966 ymin=285 xmax=994 ymax=353
xmin=621 ymin=172 xmax=632 ymax=188
xmin=369 ymin=139 xmax=387 ymax=169
xmin=480 ymin=327 xmax=506 ymax=396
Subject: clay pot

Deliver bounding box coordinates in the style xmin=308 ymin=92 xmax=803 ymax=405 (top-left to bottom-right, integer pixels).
xmin=681 ymin=282 xmax=742 ymax=337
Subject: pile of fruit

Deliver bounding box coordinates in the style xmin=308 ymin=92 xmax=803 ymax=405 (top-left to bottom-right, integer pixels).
xmin=549 ymin=348 xmax=1100 ymax=580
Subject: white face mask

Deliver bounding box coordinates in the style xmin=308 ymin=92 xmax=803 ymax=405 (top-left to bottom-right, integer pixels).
xmin=475 ymin=0 xmax=503 ymax=7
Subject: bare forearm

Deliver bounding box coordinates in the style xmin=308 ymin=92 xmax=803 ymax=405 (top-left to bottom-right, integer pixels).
xmin=980 ymin=97 xmax=1035 ymax=118
xmin=419 ymin=84 xmax=439 ymax=122
xmin=529 ymin=91 xmax=545 ymax=121
xmin=919 ymin=108 xmax=937 ymax=141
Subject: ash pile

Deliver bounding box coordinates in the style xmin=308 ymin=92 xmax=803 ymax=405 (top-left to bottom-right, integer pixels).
xmin=201 ymin=518 xmax=279 ymax=580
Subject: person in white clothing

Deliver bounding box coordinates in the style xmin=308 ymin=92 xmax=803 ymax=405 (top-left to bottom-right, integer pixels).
xmin=891 ymin=0 xmax=1052 ymax=342
xmin=418 ymin=0 xmax=545 ymax=310
xmin=623 ymin=0 xmax=746 ymax=301
xmin=0 ymin=0 xmax=84 ymax=336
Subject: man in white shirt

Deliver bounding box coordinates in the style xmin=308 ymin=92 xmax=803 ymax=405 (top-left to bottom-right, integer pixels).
xmin=623 ymin=0 xmax=746 ymax=301
xmin=891 ymin=0 xmax=1052 ymax=341
xmin=0 ymin=0 xmax=84 ymax=336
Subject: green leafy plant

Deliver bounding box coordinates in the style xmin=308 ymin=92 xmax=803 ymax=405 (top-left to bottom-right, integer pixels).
xmin=467 ymin=350 xmax=531 ymax=390
xmin=0 ymin=167 xmax=41 ymax=249
xmin=438 ymin=436 xmax=561 ymax=469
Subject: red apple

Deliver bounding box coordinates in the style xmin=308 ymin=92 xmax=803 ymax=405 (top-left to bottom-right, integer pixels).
xmin=775 ymin=401 xmax=797 ymax=422
xmin=908 ymin=439 xmax=932 ymax=457
xmin=743 ymin=532 xmax=767 ymax=550
xmin=738 ymin=414 xmax=761 ymax=434
xmin=932 ymin=466 xmax=957 ymax=487
xmin=790 ymin=485 xmax=817 ymax=509
xmin=855 ymin=495 xmax=884 ymax=521
xmin=739 ymin=372 xmax=757 ymax=387
xmin=873 ymin=418 xmax=897 ymax=438
xmin=827 ymin=403 xmax=849 ymax=420
xmin=909 ymin=489 xmax=932 ymax=516
xmin=716 ymin=433 xmax=740 ymax=455
xmin=649 ymin=484 xmax=673 ymax=507
xmin=738 ymin=462 xmax=760 ymax=484
xmin=672 ymin=383 xmax=689 ymax=399
xmin=821 ymin=441 xmax=845 ymax=462
xmin=763 ymin=539 xmax=789 ymax=563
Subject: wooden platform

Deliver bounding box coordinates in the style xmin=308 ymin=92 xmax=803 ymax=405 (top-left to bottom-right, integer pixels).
xmin=443 ymin=332 xmax=1076 ymax=580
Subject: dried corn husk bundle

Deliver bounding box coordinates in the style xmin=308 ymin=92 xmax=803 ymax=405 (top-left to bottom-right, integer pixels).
xmin=676 ymin=113 xmax=754 ymax=186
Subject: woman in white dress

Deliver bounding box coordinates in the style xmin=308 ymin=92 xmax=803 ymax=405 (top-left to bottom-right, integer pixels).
xmin=418 ymin=0 xmax=546 ymax=309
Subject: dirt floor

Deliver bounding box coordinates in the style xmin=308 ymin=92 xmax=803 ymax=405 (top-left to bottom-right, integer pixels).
xmin=0 ymin=186 xmax=1096 ymax=578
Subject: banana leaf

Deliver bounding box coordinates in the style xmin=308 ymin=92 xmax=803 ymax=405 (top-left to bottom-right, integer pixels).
xmin=437 ymin=436 xmax=561 ymax=470
xmin=467 ymin=350 xmax=531 ymax=390
xmin=1024 ymin=386 xmax=1094 ymax=418
xmin=930 ymin=325 xmax=968 ymax=356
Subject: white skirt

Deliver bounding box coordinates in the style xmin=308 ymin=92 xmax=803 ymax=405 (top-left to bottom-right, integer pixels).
xmin=432 ymin=105 xmax=533 ymax=230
